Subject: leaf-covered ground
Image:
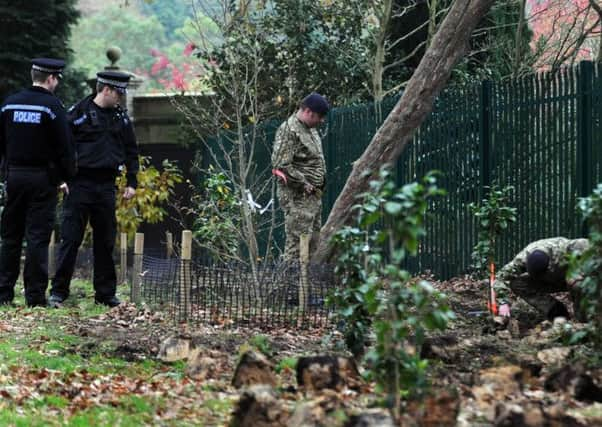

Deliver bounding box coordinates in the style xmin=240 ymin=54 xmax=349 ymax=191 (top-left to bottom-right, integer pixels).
xmin=0 ymin=279 xmax=601 ymax=426
xmin=0 ymin=281 xmax=333 ymax=426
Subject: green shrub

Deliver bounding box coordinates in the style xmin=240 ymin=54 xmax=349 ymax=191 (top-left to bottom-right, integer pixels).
xmin=191 ymin=166 xmax=241 ymax=262
xmin=569 ymin=183 xmax=602 ymax=348
xmin=330 ymin=168 xmax=454 ymax=419
xmin=469 ymin=185 xmax=517 ymax=276
xmin=116 ymin=156 xmax=183 ymax=240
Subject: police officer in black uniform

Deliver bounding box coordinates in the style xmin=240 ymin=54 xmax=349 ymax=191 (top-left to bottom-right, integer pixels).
xmin=49 ymin=71 xmax=139 ymax=308
xmin=0 ymin=58 xmax=76 ymax=307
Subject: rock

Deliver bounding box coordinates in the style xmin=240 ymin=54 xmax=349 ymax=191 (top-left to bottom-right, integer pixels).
xmin=539 ymin=320 xmax=553 ymax=330
xmin=405 ymin=389 xmax=460 ymax=426
xmin=517 ymin=356 xmax=543 ymax=379
xmin=496 ymin=330 xmax=512 ymax=340
xmin=546 ymin=364 xmax=602 ymax=403
xmin=287 ymin=402 xmax=325 ymax=427
xmin=493 ymin=402 xmax=545 ymax=427
xmin=546 ymin=403 xmax=588 ymax=426
xmin=516 ymin=404 xmax=545 ymax=426
xmin=288 ymin=394 xmax=348 ymax=427
xmin=573 ymin=374 xmax=602 ymax=402
xmin=566 ymin=402 xmax=602 ymax=426
xmin=545 ymin=364 xmax=580 ymax=391
xmin=344 ymin=409 xmax=395 ymax=427
xmin=157 ymin=335 xmax=191 ymax=362
xmin=185 ymin=351 xmax=216 ymax=380
xmin=536 ymin=346 xmax=571 ymax=366
xmin=296 ymin=355 xmax=361 ymax=392
xmin=479 ymin=365 xmax=524 ymax=394
xmin=421 ymin=335 xmax=460 ymax=362
xmin=232 ymin=350 xmax=277 ymax=389
xmin=472 ymin=365 xmax=524 ymax=420
xmin=523 ymin=390 xmax=546 ymax=400
xmin=229 ymin=385 xmax=289 ymax=427
xmin=493 ymin=403 xmax=524 ymax=426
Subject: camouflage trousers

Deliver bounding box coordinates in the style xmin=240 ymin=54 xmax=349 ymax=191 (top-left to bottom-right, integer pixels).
xmin=508 ymin=270 xmax=585 ymax=320
xmin=277 ymin=185 xmax=322 ymax=263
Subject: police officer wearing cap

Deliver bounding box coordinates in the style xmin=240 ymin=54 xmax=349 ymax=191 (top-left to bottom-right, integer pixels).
xmin=271 ymin=92 xmax=329 ymax=262
xmin=0 ymin=58 xmax=76 ymax=307
xmin=49 ymin=70 xmax=139 ymax=308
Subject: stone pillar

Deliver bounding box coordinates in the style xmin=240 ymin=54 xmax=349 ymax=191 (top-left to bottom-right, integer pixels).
xmin=85 ymin=46 xmax=146 ymax=119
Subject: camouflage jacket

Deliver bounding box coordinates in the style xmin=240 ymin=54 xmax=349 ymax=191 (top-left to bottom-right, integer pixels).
xmin=494 ymin=237 xmax=589 ymax=301
xmin=271 ymin=114 xmax=326 ymax=190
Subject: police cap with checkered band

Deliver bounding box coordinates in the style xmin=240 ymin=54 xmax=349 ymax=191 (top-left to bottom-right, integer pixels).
xmin=96 ymin=70 xmax=131 ymax=94
xmin=31 ymin=58 xmax=66 ymax=78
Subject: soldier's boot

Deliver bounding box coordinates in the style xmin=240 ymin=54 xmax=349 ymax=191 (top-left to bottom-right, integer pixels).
xmin=545 ymin=300 xmax=570 ymax=321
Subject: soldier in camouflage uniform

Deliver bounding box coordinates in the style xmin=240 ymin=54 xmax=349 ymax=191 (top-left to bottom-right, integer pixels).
xmin=494 ymin=237 xmax=589 ymax=320
xmin=272 ymin=92 xmax=329 ymax=262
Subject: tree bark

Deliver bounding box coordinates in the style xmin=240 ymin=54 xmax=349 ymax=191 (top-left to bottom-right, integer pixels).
xmin=313 ymin=0 xmax=496 ymax=263
xmin=590 ymin=0 xmax=602 ymax=61
xmin=512 ymin=0 xmax=528 ymax=78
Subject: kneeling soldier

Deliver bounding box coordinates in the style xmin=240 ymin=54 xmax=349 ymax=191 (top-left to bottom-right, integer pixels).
xmin=495 ymin=237 xmax=588 ymax=320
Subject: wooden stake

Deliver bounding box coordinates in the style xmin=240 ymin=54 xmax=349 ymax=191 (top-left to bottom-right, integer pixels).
xmin=488 ymin=261 xmax=498 ymax=316
xmin=131 ymin=233 xmax=144 ymax=304
xmin=298 ymin=234 xmax=310 ymax=321
xmin=120 ymin=232 xmax=128 ymax=285
xmin=166 ymin=231 xmax=174 ymax=259
xmin=48 ymin=231 xmax=56 ymax=280
xmin=179 ymin=230 xmax=193 ymax=321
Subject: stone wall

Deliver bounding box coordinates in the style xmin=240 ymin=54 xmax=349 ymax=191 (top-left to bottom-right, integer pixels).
xmin=132 ymin=94 xmax=199 ymax=249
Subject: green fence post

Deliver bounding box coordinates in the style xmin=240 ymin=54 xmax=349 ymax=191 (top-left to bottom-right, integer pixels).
xmin=479 ymin=80 xmax=493 ymax=198
xmin=577 ymin=61 xmax=594 ymax=236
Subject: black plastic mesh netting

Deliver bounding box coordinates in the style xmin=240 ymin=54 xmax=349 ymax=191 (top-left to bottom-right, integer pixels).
xmin=139 ymin=254 xmax=180 ymax=309
xmin=48 ymin=245 xmax=338 ymax=328
xmin=136 ymin=255 xmax=337 ymax=328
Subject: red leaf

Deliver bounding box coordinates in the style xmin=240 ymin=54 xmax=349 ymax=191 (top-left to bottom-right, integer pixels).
xmin=183 ymin=42 xmax=196 ymax=57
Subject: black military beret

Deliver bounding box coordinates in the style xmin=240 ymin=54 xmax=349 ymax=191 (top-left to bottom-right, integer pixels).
xmin=526 ymin=250 xmax=550 ymax=276
xmin=302 ymin=92 xmax=330 ymax=115
xmin=31 ymin=58 xmax=66 ymax=76
xmin=96 ymin=70 xmax=131 ymax=94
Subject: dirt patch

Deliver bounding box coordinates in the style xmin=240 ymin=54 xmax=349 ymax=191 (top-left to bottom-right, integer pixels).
xmin=55 ymin=277 xmax=602 ymax=425
xmin=69 ymin=303 xmax=330 ymax=362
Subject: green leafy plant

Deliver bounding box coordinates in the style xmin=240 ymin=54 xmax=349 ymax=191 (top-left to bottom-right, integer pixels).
xmin=330 ymin=225 xmax=380 ymax=359
xmin=275 ymin=357 xmax=298 ymax=374
xmin=469 ymin=185 xmax=517 ymax=276
xmin=331 ymin=168 xmax=454 ymax=420
xmin=116 ymin=156 xmax=183 ymax=240
xmin=248 ymin=334 xmax=273 ymax=357
xmin=191 ymin=166 xmax=241 ymax=262
xmin=569 ymin=183 xmax=602 ymax=348
xmin=367 ymin=279 xmax=452 ymax=404
xmin=555 ymin=322 xmax=590 ymax=346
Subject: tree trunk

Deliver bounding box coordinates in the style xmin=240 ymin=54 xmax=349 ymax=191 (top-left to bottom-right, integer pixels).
xmin=590 ymin=0 xmax=602 ymax=61
xmin=512 ymin=0 xmax=528 ymax=77
xmin=313 ymin=0 xmax=496 ymax=264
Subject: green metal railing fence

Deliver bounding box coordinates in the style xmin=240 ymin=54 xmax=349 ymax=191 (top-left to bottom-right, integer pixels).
xmin=199 ymin=61 xmax=601 ymax=279
xmin=321 ymin=61 xmax=601 ymax=278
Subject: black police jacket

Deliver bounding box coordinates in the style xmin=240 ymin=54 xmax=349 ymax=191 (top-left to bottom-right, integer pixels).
xmin=68 ymin=95 xmax=139 ymax=187
xmin=0 ymin=86 xmax=76 ymax=183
